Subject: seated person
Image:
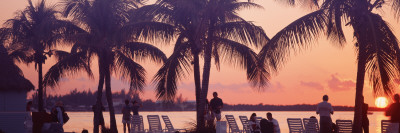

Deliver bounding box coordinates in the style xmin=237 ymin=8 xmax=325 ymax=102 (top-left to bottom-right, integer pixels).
xmin=267 ymin=112 xmax=280 ymax=133
xmin=249 ymin=113 xmax=261 ymax=133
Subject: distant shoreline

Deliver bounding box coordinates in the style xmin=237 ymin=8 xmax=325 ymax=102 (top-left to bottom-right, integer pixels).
xmin=65 ymin=110 xmax=385 ymax=113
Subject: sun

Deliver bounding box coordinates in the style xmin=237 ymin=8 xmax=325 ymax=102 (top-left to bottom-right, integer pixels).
xmin=375 ymin=97 xmax=389 ymax=108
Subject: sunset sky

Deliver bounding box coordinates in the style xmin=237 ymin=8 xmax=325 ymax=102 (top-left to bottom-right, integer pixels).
xmin=1 ymin=0 xmax=400 ymax=107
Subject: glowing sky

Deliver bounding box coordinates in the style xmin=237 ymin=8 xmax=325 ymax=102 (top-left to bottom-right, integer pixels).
xmin=1 ymin=0 xmax=400 ymax=107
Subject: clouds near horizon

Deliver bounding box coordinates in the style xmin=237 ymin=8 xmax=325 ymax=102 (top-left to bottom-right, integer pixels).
xmin=327 ymin=74 xmax=355 ymax=91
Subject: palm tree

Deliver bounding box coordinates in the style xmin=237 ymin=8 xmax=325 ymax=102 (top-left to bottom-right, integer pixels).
xmin=0 ymin=34 xmax=35 ymax=93
xmin=198 ymin=1 xmax=268 ymax=128
xmin=2 ymin=0 xmax=74 ymax=112
xmin=257 ymin=0 xmax=400 ymax=132
xmin=147 ymin=0 xmax=268 ymax=129
xmin=43 ymin=0 xmax=172 ymax=132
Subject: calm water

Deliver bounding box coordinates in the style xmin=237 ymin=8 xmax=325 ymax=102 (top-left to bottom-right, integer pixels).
xmin=63 ymin=111 xmax=388 ymax=133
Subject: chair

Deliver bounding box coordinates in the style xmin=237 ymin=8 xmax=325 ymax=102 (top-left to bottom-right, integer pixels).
xmin=381 ymin=120 xmax=391 ymax=133
xmin=131 ymin=115 xmax=145 ymax=133
xmin=161 ymin=115 xmax=186 ymax=133
xmin=148 ymin=115 xmax=163 ymax=133
xmin=287 ymin=118 xmax=304 ymax=133
xmin=303 ymin=118 xmax=319 ymax=133
xmin=336 ymin=120 xmax=352 ymax=133
xmin=239 ymin=116 xmax=251 ymax=133
xmin=225 ymin=115 xmax=242 ymax=133
xmin=256 ymin=117 xmax=262 ymax=124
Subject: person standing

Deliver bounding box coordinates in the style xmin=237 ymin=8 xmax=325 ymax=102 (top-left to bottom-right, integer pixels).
xmin=131 ymin=100 xmax=142 ymax=115
xmin=46 ymin=101 xmax=66 ymax=133
xmin=25 ymin=101 xmax=34 ymax=133
xmin=316 ymin=95 xmax=334 ymax=133
xmin=204 ymin=99 xmax=213 ymax=128
xmin=362 ymin=96 xmax=369 ymax=133
xmin=267 ymin=112 xmax=280 ymax=133
xmin=122 ymin=100 xmax=131 ymax=133
xmin=210 ymin=92 xmax=223 ymax=122
xmin=385 ymin=94 xmax=400 ymax=133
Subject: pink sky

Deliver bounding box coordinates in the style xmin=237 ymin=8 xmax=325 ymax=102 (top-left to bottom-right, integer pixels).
xmin=1 ymin=0 xmax=400 ymax=107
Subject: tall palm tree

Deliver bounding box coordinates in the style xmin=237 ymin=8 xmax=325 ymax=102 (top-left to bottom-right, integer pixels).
xmin=258 ymin=0 xmax=400 ymax=132
xmin=137 ymin=0 xmax=207 ymax=129
xmin=198 ymin=1 xmax=268 ymax=128
xmin=44 ymin=0 xmax=172 ymax=132
xmin=147 ymin=0 xmax=268 ymax=129
xmin=2 ymin=0 xmax=74 ymax=112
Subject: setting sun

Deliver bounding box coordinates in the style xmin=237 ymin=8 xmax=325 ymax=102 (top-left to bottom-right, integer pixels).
xmin=375 ymin=97 xmax=389 ymax=108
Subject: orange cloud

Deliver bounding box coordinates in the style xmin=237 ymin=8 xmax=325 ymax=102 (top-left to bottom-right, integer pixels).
xmin=327 ymin=74 xmax=355 ymax=91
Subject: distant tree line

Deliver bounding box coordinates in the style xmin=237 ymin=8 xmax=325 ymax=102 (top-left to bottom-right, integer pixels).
xmin=30 ymin=89 xmax=385 ymax=112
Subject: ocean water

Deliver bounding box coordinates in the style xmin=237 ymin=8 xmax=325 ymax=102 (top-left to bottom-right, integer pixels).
xmin=63 ymin=111 xmax=388 ymax=133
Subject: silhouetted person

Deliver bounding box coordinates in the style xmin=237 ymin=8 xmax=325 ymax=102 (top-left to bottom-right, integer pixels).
xmin=316 ymin=95 xmax=334 ymax=133
xmin=81 ymin=129 xmax=89 ymax=133
xmin=122 ymin=99 xmax=131 ymax=133
xmin=131 ymin=100 xmax=142 ymax=115
xmin=210 ymin=92 xmax=223 ymax=121
xmin=26 ymin=101 xmax=33 ymax=111
xmin=92 ymin=104 xmax=106 ymax=130
xmin=249 ymin=113 xmax=261 ymax=133
xmin=362 ymin=96 xmax=369 ymax=133
xmin=47 ymin=101 xmax=65 ymax=133
xmin=267 ymin=112 xmax=280 ymax=133
xmin=204 ymin=99 xmax=212 ymax=127
xmin=25 ymin=101 xmax=34 ymax=132
xmin=386 ymin=94 xmax=400 ymax=133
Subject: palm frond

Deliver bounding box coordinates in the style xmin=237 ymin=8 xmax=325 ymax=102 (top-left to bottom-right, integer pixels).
xmin=53 ymin=50 xmax=71 ymax=61
xmin=322 ymin=0 xmax=352 ymax=45
xmin=114 ymin=51 xmax=146 ymax=92
xmin=8 ymin=48 xmax=34 ymax=64
xmin=230 ymin=2 xmax=264 ymax=11
xmin=62 ymin=0 xmax=92 ymax=19
xmin=120 ymin=42 xmax=167 ymax=64
xmin=275 ymin=0 xmax=320 ymax=9
xmin=258 ymin=9 xmax=327 ymax=72
xmin=215 ymin=21 xmax=269 ymax=48
xmin=152 ymin=39 xmax=192 ymax=101
xmin=360 ymin=13 xmax=400 ymax=96
xmin=215 ymin=37 xmax=269 ymax=90
xmin=391 ymin=0 xmax=400 ymax=18
xmin=44 ymin=51 xmax=93 ymax=88
xmin=122 ymin=22 xmax=176 ymax=44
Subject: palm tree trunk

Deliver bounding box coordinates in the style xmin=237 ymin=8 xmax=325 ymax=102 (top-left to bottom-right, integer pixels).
xmin=352 ymin=47 xmax=367 ymax=133
xmin=199 ymin=45 xmax=212 ymax=128
xmin=38 ymin=62 xmax=44 ymax=112
xmin=93 ymin=60 xmax=105 ymax=133
xmin=193 ymin=52 xmax=203 ymax=131
xmin=105 ymin=64 xmax=118 ymax=133
xmin=199 ymin=17 xmax=216 ymax=130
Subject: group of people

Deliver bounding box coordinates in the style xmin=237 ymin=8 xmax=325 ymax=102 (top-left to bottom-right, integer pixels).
xmin=212 ymin=93 xmax=399 ymax=133
xmin=248 ymin=113 xmax=280 ymax=133
xmin=317 ymin=94 xmax=400 ymax=133
xmin=25 ymin=92 xmax=400 ymax=133
xmin=25 ymin=101 xmax=68 ymax=133
xmin=205 ymin=92 xmax=280 ymax=133
xmin=121 ymin=100 xmax=142 ymax=133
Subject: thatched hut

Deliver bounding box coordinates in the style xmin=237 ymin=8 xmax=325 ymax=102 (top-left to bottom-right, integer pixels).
xmin=0 ymin=44 xmax=34 ymax=133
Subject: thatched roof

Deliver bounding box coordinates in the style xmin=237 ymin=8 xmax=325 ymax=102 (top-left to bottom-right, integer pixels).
xmin=0 ymin=45 xmax=34 ymax=92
